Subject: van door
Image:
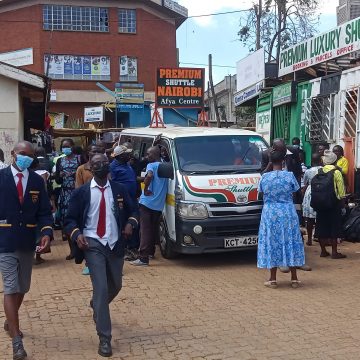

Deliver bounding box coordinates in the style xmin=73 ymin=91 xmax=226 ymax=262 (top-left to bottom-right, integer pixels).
xmin=158 ymin=139 xmax=176 ymax=243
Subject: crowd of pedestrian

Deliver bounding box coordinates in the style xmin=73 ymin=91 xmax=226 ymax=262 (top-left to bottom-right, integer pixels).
xmin=0 ymin=137 xmax=170 ymax=359
xmin=0 ymin=134 xmax=353 ymax=359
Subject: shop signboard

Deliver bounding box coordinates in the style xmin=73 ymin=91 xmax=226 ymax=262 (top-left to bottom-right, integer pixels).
xmin=115 ymin=83 xmax=144 ymax=105
xmin=156 ymin=67 xmax=205 ymax=108
xmin=256 ymin=109 xmax=272 ymax=144
xmin=279 ymin=15 xmax=360 ymax=76
xmin=234 ymin=80 xmax=264 ymax=106
xmin=84 ymin=106 xmax=104 ymax=123
xmin=236 ymin=48 xmax=265 ymax=93
xmin=272 ymin=82 xmax=297 ymax=107
xmin=0 ymin=48 xmax=33 ymax=67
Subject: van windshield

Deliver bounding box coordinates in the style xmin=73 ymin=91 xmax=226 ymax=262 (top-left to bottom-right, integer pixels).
xmin=175 ymin=135 xmax=268 ymax=174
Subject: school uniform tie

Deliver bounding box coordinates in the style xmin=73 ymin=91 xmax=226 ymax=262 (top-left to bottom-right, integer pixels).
xmin=97 ymin=187 xmax=106 ymax=238
xmin=16 ymin=173 xmax=24 ymax=204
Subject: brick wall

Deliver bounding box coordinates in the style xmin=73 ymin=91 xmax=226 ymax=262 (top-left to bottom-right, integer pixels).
xmin=0 ymin=5 xmax=178 ymax=92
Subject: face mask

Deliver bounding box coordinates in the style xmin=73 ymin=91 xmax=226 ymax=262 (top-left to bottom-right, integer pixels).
xmin=62 ymin=147 xmax=72 ymax=156
xmin=15 ymin=154 xmax=33 ymax=171
xmin=93 ymin=164 xmax=109 ymax=179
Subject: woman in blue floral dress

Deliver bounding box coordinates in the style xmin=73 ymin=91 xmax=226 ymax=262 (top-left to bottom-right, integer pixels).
xmin=257 ymin=150 xmax=305 ymax=289
xmin=55 ymin=138 xmax=81 ymax=260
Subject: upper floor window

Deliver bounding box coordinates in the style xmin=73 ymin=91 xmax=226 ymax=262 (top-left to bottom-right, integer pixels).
xmin=43 ymin=5 xmax=109 ymax=32
xmin=118 ymin=9 xmax=137 ymax=34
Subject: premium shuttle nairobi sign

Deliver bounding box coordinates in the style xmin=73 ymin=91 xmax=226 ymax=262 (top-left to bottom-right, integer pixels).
xmin=156 ymin=68 xmax=205 ymax=108
xmin=279 ymin=16 xmax=360 ymax=76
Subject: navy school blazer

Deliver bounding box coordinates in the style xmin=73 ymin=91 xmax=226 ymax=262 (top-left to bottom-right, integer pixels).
xmin=0 ymin=166 xmax=53 ymax=253
xmin=64 ymin=180 xmax=139 ymax=264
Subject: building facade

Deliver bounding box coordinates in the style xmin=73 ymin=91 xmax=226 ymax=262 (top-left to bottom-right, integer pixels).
xmin=0 ymin=0 xmax=190 ymax=128
xmin=337 ymin=0 xmax=360 ymax=25
xmin=204 ymin=75 xmax=237 ymax=125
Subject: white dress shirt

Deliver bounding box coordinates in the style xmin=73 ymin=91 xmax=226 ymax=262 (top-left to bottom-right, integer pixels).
xmin=11 ymin=165 xmax=29 ymax=195
xmin=83 ymin=179 xmax=119 ymax=249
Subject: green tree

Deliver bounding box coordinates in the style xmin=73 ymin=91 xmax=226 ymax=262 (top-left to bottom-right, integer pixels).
xmin=239 ymin=0 xmax=320 ymax=62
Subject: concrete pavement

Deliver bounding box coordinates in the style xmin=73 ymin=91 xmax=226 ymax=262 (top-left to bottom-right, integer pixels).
xmin=1 ymin=232 xmax=360 ymax=359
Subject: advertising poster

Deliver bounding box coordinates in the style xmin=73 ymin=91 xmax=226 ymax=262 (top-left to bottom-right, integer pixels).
xmin=156 ymin=67 xmax=205 ymax=108
xmin=73 ymin=56 xmax=82 ymax=75
xmin=83 ymin=56 xmax=92 ymax=75
xmin=120 ymin=56 xmax=128 ymax=76
xmin=52 ymin=55 xmax=64 ymax=75
xmin=91 ymin=57 xmax=101 ymax=75
xmin=127 ymin=57 xmax=137 ymax=78
xmin=64 ymin=55 xmax=73 ymax=75
xmin=100 ymin=56 xmax=110 ymax=76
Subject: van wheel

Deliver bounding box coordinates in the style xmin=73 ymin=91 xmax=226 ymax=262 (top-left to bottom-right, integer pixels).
xmin=159 ymin=218 xmax=177 ymax=259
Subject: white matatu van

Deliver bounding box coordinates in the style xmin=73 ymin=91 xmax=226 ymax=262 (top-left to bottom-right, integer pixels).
xmin=120 ymin=127 xmax=268 ymax=258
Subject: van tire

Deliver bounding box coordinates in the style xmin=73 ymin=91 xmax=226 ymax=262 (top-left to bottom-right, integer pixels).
xmin=159 ymin=218 xmax=177 ymax=259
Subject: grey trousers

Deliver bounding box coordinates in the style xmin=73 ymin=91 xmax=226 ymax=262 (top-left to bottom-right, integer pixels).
xmin=84 ymin=237 xmax=124 ymax=341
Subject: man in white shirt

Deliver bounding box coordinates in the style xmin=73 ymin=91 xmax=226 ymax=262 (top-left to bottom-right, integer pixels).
xmin=65 ymin=154 xmax=138 ymax=358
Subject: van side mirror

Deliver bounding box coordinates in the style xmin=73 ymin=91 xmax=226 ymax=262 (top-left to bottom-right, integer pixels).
xmin=158 ymin=162 xmax=174 ymax=180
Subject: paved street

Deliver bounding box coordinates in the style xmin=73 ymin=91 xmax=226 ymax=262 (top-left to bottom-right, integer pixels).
xmin=2 ymin=233 xmax=360 ymax=360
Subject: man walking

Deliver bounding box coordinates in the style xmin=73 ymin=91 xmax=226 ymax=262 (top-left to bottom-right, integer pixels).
xmin=75 ymin=142 xmax=105 ymax=275
xmin=0 ymin=141 xmax=53 ymax=360
xmin=65 ymin=154 xmax=138 ymax=357
xmin=131 ymin=146 xmax=168 ymax=266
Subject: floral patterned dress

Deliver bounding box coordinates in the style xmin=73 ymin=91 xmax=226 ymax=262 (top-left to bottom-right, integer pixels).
xmin=58 ymin=155 xmax=80 ymax=226
xmin=302 ymin=166 xmax=321 ymax=219
xmin=257 ymin=171 xmax=305 ymax=269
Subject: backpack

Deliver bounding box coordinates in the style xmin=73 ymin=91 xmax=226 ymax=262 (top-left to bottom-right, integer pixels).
xmin=310 ymin=169 xmax=338 ymax=210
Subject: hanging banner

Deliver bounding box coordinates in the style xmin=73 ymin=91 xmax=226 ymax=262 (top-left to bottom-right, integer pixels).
xmin=156 ymin=67 xmax=205 ymax=108
xmin=279 ymin=15 xmax=360 ymax=76
xmin=73 ymin=56 xmax=83 ymax=75
xmin=64 ymin=55 xmax=73 ymax=75
xmin=100 ymin=56 xmax=110 ymax=76
xmin=45 ymin=54 xmax=110 ymax=79
xmin=83 ymin=56 xmax=92 ymax=75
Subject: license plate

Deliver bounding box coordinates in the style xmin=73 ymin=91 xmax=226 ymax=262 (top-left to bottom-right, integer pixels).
xmin=224 ymin=236 xmax=258 ymax=248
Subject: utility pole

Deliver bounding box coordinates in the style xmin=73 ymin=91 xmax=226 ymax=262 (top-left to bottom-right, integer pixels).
xmin=209 ymin=54 xmax=221 ymax=128
xmin=255 ymin=0 xmax=262 ymax=50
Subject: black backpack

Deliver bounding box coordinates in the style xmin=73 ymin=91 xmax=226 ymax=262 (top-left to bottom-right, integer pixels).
xmin=310 ymin=169 xmax=338 ymax=210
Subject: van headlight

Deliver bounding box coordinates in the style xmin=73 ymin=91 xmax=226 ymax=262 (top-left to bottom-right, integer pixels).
xmin=177 ymin=202 xmax=208 ymax=219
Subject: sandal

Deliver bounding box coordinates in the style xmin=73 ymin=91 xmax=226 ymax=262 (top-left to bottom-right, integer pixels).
xmin=264 ymin=281 xmax=277 ymax=289
xmin=291 ymin=280 xmax=301 ymax=289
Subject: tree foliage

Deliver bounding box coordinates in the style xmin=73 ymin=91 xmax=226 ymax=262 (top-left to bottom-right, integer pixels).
xmin=238 ymin=0 xmax=320 ymax=62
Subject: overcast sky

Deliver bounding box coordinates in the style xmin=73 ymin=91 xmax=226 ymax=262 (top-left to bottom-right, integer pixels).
xmin=176 ymin=0 xmax=338 ymax=85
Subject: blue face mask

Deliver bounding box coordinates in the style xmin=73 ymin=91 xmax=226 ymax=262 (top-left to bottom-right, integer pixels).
xmin=62 ymin=147 xmax=72 ymax=156
xmin=15 ymin=154 xmax=33 ymax=171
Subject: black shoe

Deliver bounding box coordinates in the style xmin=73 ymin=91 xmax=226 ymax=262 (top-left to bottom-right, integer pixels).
xmin=98 ymin=339 xmax=112 ymax=357
xmin=13 ymin=342 xmax=27 ymax=360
